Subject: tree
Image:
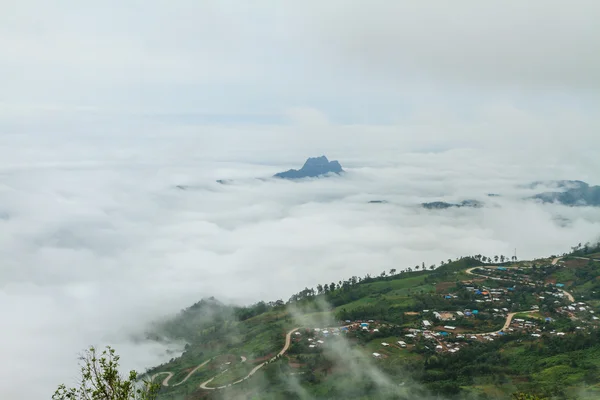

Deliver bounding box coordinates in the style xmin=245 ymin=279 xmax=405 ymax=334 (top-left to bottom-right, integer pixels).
xmin=429 ymin=265 xmax=435 ymax=270
xmin=316 ymin=284 xmax=323 ymax=294
xmin=500 ymin=255 xmax=505 ymax=263
xmin=389 ymin=268 xmax=397 ymax=276
xmin=53 ymin=346 xmax=159 ymax=400
xmin=494 ymin=255 xmax=499 ymax=263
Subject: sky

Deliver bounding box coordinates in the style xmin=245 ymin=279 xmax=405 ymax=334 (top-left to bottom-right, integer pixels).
xmin=1 ymin=1 xmax=600 ymax=398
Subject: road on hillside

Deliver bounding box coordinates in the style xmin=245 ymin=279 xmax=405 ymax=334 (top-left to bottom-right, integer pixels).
xmin=198 ymin=327 xmax=300 ymax=391
xmin=151 ymin=371 xmax=174 ymax=386
xmin=152 ymin=358 xmax=212 ymax=387
xmin=465 ymin=264 xmax=575 ymax=302
xmin=469 ymin=310 xmax=538 ymax=336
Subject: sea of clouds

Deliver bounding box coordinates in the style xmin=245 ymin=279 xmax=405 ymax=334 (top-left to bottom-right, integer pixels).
xmin=1 ymin=123 xmax=600 ymax=398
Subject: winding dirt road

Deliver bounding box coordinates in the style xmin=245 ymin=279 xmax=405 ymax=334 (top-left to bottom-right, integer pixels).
xmin=199 ymin=327 xmax=299 ymax=390
xmin=559 ymin=289 xmax=575 ymax=302
xmin=152 ymin=327 xmax=299 ymax=391
xmin=151 ymin=358 xmax=212 ymax=387
xmin=151 ymin=371 xmax=174 ymax=387
xmin=470 ymin=310 xmax=538 ymax=336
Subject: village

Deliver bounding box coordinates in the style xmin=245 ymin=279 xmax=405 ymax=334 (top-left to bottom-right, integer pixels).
xmin=294 ymin=260 xmax=600 ymax=358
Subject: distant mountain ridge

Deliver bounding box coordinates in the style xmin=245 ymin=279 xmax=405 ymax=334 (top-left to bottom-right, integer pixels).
xmin=526 ymin=180 xmax=589 ymax=190
xmin=422 ymin=180 xmax=600 ymax=210
xmin=529 ymin=180 xmax=600 ymax=207
xmin=274 ymin=156 xmax=344 ymax=179
xmin=422 ymin=199 xmax=484 ymax=210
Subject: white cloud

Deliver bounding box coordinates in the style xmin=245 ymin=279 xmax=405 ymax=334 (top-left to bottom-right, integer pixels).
xmin=288 ymin=0 xmax=600 ymax=91
xmin=1 ymin=1 xmax=599 ymax=117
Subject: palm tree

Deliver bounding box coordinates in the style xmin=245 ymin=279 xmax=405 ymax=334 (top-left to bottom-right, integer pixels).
xmin=494 ymin=255 xmax=499 ymax=263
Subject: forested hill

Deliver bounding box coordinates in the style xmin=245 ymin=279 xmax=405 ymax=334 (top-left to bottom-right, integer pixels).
xmin=146 ymin=244 xmax=600 ymax=400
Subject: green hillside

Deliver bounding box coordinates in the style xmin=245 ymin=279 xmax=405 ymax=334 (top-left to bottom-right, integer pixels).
xmin=144 ymin=250 xmax=600 ymax=400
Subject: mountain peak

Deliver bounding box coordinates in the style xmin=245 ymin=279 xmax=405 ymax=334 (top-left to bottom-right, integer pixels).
xmin=274 ymin=156 xmax=344 ymax=179
xmin=303 ymin=155 xmax=330 ymax=167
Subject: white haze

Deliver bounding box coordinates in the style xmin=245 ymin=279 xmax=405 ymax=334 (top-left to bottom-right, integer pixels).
xmin=1 ymin=0 xmax=600 ymax=398
xmin=2 ymin=127 xmax=600 ymax=398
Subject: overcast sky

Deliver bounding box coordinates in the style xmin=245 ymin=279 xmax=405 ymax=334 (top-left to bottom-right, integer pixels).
xmin=2 ymin=1 xmax=600 ymax=398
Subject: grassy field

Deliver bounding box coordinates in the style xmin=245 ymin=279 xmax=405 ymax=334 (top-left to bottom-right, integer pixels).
xmin=365 ymin=336 xmax=401 ymax=352
xmin=514 ymin=312 xmax=544 ymax=320
xmin=334 ymin=275 xmax=431 ymax=312
xmin=361 ymin=275 xmax=429 ymax=291
xmin=549 ymin=269 xmax=578 ymax=284
xmin=362 ymin=336 xmax=423 ymax=363
xmin=207 ymin=362 xmax=255 ymax=387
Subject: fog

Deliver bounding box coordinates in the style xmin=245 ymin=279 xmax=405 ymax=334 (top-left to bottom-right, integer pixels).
xmin=2 ymin=0 xmax=600 ymax=398
xmin=2 ymin=128 xmax=600 ymax=397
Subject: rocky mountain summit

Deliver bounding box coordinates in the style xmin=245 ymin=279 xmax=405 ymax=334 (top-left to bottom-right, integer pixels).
xmin=274 ymin=156 xmax=344 ymax=179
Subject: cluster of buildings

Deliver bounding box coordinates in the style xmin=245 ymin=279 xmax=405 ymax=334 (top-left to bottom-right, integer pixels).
xmin=477 ymin=266 xmax=547 ymax=287
xmin=461 ymin=283 xmax=512 ymax=303
xmin=400 ymin=328 xmax=476 ymax=354
xmin=292 ymin=327 xmax=346 ymax=349
xmin=559 ymin=301 xmax=598 ymax=319
xmin=470 ymin=267 xmax=599 ymax=328
xmin=421 ymin=308 xmax=497 ymax=330
xmin=508 ymin=317 xmax=541 ymax=334
xmin=342 ymin=320 xmax=384 ymax=334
